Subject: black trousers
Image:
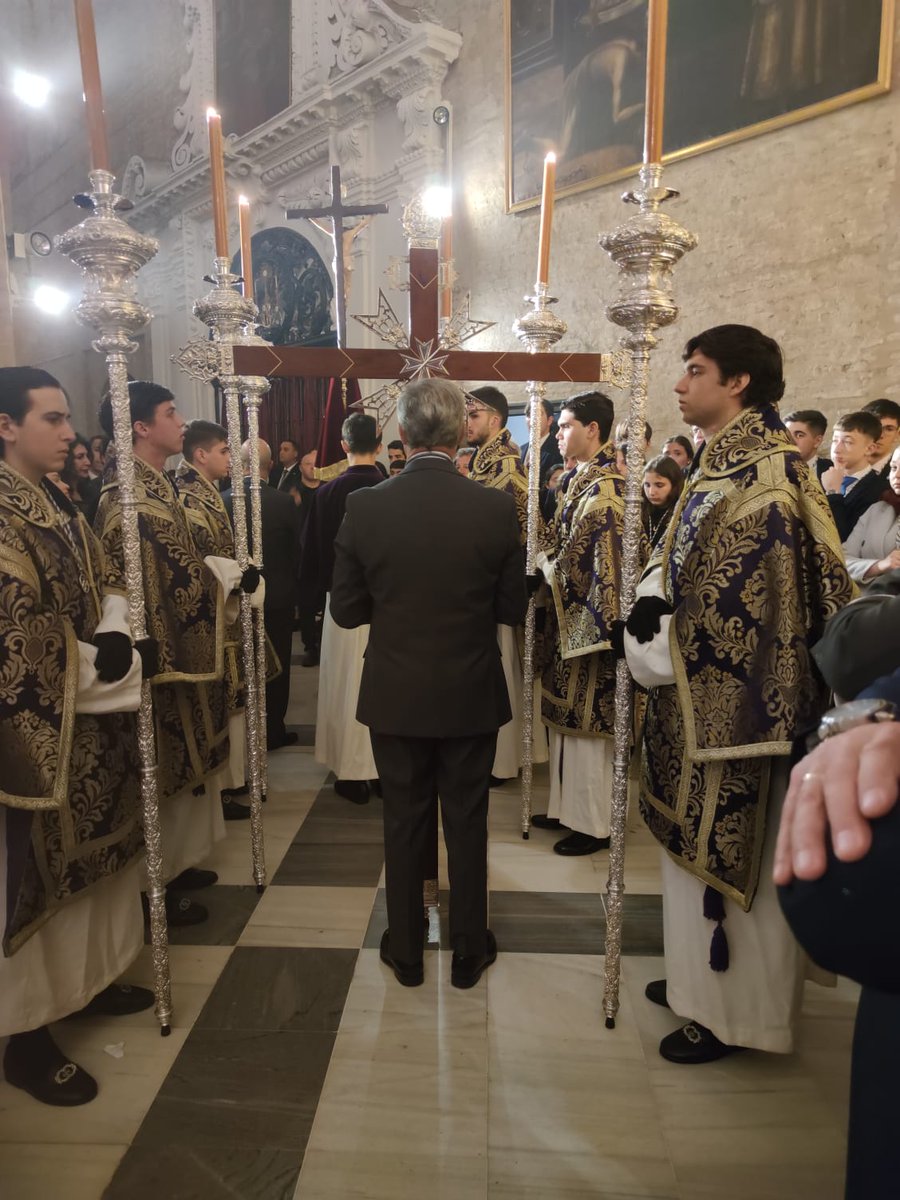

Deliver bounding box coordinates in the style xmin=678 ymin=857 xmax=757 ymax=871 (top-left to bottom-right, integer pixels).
xmin=846 ymin=986 xmax=900 ymax=1199
xmin=370 ymin=730 xmax=497 ymax=965
xmin=264 ymin=605 xmax=294 ymax=740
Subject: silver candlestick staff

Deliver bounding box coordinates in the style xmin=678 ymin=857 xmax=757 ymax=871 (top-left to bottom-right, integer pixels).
xmin=234 ymin=326 xmax=273 ymax=804
xmin=173 ymin=261 xmax=266 ymax=890
xmin=56 ymin=169 xmax=173 ymax=1034
xmin=512 ymin=285 xmax=567 ymax=838
xmin=599 ymin=161 xmax=697 ymax=1028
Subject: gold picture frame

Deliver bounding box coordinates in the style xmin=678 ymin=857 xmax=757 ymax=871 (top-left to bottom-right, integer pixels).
xmin=505 ymin=0 xmax=895 ymax=213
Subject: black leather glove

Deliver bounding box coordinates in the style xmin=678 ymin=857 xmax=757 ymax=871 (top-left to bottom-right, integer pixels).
xmin=239 ymin=565 xmax=261 ymax=594
xmin=526 ymin=571 xmax=543 ymax=597
xmin=625 ymin=596 xmax=674 ymax=644
xmin=610 ymin=619 xmax=625 ymax=659
xmin=135 ymin=637 xmax=160 ymax=678
xmin=93 ymin=631 xmax=133 ymax=682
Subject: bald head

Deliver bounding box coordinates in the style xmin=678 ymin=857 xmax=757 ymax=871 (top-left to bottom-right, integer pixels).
xmin=240 ymin=438 xmax=272 ymax=477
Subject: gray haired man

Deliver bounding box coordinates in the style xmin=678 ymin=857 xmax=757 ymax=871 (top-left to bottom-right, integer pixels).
xmin=330 ymin=379 xmax=528 ymax=988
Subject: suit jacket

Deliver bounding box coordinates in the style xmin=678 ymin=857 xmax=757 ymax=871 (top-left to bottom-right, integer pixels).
xmin=330 ymin=453 xmax=528 ymax=738
xmin=223 ymin=477 xmax=302 ymax=611
xmin=813 ymin=456 xmax=832 ymax=481
xmin=522 ymin=423 xmax=563 ymax=485
xmin=273 ymin=462 xmax=301 ymax=494
xmin=826 ymin=469 xmax=885 ymax=541
xmin=299 ymin=465 xmax=384 ymax=601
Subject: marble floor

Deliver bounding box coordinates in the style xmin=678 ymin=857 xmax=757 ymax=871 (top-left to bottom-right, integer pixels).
xmin=0 ymin=641 xmax=856 ymax=1199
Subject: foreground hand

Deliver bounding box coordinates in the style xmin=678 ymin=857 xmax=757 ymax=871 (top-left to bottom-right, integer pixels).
xmin=773 ymin=722 xmax=900 ymax=886
xmin=93 ymin=631 xmax=133 ymax=682
xmin=239 ymin=565 xmax=261 ymax=594
xmin=625 ymin=595 xmax=673 ymax=644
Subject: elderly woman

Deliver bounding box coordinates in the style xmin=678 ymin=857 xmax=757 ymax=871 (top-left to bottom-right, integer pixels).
xmin=843 ymin=447 xmax=900 ymax=583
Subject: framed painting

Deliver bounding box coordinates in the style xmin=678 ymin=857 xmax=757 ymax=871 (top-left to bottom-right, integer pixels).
xmin=505 ymin=0 xmax=895 ymax=211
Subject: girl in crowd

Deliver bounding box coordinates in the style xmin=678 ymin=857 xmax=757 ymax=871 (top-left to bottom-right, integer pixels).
xmin=642 ymin=453 xmax=684 ymax=550
xmin=661 ymin=434 xmax=693 ymax=470
xmin=61 ymin=434 xmax=101 ymax=517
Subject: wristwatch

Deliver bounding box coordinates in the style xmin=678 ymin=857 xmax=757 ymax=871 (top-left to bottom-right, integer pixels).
xmin=812 ymin=698 xmax=898 ymax=747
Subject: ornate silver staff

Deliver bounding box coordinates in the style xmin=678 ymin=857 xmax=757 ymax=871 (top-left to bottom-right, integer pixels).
xmin=234 ymin=334 xmax=271 ymax=806
xmin=513 ymin=288 xmax=567 ymax=838
xmin=56 ymin=169 xmax=173 ymax=1034
xmin=599 ymin=160 xmax=697 ymax=1027
xmin=173 ymin=264 xmax=267 ymax=891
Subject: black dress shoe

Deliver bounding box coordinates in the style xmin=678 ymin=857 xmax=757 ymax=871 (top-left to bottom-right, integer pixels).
xmin=4 ymin=1029 xmax=98 ymax=1107
xmin=379 ymin=930 xmax=424 ymax=987
xmin=369 ymin=778 xmax=383 ymax=797
xmin=659 ymin=1021 xmax=744 ymax=1064
xmin=530 ymin=814 xmax=563 ymax=830
xmin=301 ymin=651 xmax=320 ymax=667
xmin=69 ymin=983 xmax=155 ymax=1018
xmin=553 ymin=831 xmax=610 ymax=856
xmin=451 ymin=930 xmax=498 ymax=989
xmin=645 ymin=979 xmax=669 ymax=1009
xmin=168 ymin=867 xmax=218 ymax=890
xmin=222 ymin=796 xmax=252 ymax=821
xmin=489 ymin=775 xmax=511 ymax=788
xmin=269 ymin=731 xmax=299 ymax=750
xmin=334 ymin=779 xmax=370 ymax=805
xmin=221 ymin=783 xmax=249 ymax=797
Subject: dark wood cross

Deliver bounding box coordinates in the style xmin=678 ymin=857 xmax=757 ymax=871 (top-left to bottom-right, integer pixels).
xmin=234 ymin=205 xmax=629 ymax=403
xmin=286 ymin=164 xmax=389 ymax=348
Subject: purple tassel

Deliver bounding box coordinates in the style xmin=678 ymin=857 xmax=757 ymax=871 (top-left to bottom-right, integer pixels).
xmin=703 ymin=884 xmax=729 ymax=972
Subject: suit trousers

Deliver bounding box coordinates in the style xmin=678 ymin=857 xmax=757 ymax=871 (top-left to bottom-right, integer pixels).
xmin=845 ymin=986 xmax=900 ymax=1199
xmin=265 ymin=605 xmax=294 ymax=741
xmin=370 ymin=731 xmax=497 ymax=965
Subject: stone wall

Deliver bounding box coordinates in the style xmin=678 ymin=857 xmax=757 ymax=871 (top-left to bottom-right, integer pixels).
xmin=444 ymin=2 xmax=900 ymax=447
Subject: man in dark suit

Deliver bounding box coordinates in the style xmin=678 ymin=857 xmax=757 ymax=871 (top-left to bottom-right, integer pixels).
xmin=224 ymin=439 xmax=302 ymax=750
xmin=270 ymin=438 xmax=301 ymax=493
xmin=863 ymin=397 xmax=900 ymax=481
xmin=776 ymin=571 xmax=900 ymax=1200
xmin=521 ymin=396 xmax=562 ymax=485
xmin=784 ymin=409 xmax=833 ymax=484
xmin=330 ymin=378 xmax=527 ymax=989
xmin=822 ymin=411 xmax=885 ymax=541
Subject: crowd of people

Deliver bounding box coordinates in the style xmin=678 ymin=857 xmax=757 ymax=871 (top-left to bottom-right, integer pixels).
xmin=2 ymin=327 xmax=899 ymax=1196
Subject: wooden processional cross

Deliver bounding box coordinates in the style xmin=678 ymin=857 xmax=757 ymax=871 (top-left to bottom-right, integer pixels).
xmin=233 ymin=185 xmax=628 ymax=412
xmin=286 ymin=165 xmax=389 ymax=350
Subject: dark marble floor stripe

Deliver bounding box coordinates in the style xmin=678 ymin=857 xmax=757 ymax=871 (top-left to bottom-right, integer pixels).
xmin=145 ymin=885 xmax=264 ymax=947
xmin=104 ymin=1145 xmax=301 ymax=1200
xmin=363 ymin=889 xmax=664 ymax=955
xmin=195 ymin=946 xmax=358 ymax=1033
xmin=104 ymin=947 xmax=358 ymax=1200
xmin=272 ymin=786 xmax=386 ymax=887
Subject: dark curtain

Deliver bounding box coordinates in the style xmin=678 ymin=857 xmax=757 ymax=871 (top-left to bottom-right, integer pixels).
xmin=259 ymin=376 xmax=331 ymax=458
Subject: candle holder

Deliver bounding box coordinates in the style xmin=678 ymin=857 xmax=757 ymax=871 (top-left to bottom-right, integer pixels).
xmin=56 ymin=168 xmax=173 ymax=1036
xmin=513 ymin=283 xmax=567 ymax=840
xmin=172 ymin=262 xmax=268 ymax=892
xmin=598 ymin=160 xmax=698 ymax=1030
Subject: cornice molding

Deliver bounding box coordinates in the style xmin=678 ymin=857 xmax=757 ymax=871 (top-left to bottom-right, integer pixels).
xmin=132 ymin=10 xmax=459 ymax=234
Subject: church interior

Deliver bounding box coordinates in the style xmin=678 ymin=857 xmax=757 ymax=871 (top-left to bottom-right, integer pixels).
xmin=1 ymin=1 xmax=898 ymax=1197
